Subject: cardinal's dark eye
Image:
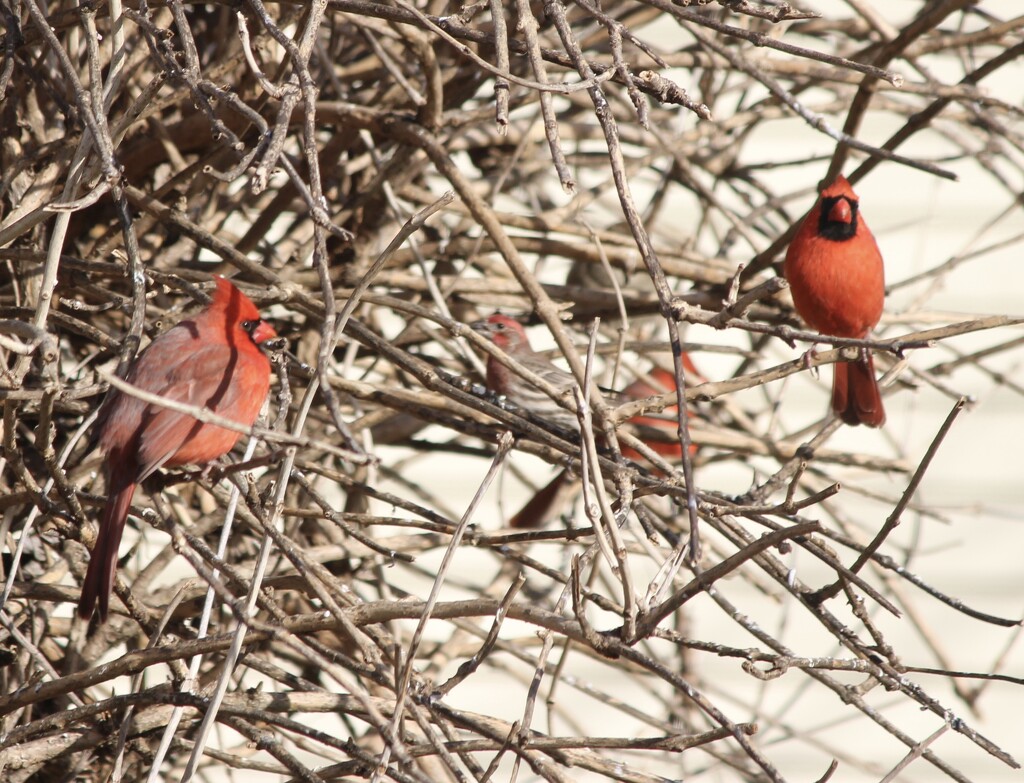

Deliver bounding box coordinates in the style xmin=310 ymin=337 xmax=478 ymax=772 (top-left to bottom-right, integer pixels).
xmin=241 ymin=319 xmax=259 ymax=334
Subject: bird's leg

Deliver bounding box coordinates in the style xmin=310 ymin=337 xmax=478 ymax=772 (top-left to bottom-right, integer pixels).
xmin=800 ymin=343 xmax=821 ymax=380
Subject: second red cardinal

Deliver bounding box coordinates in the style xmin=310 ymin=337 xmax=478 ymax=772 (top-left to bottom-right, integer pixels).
xmin=784 ymin=175 xmax=886 ymax=427
xmin=619 ymin=363 xmax=700 ymax=462
xmin=78 ymin=277 xmax=277 ymax=621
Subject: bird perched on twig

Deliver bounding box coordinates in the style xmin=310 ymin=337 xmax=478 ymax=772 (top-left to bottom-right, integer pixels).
xmin=78 ymin=276 xmax=277 ymax=622
xmin=470 ymin=314 xmax=699 ymax=527
xmin=784 ymin=175 xmax=886 ymax=427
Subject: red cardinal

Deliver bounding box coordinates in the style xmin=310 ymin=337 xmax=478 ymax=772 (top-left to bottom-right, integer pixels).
xmin=78 ymin=277 xmax=277 ymax=621
xmin=471 ymin=314 xmax=698 ymax=527
xmin=784 ymin=175 xmax=886 ymax=427
xmin=619 ymin=363 xmax=700 ymax=462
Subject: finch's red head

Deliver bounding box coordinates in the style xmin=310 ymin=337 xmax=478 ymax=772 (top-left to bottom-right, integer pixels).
xmin=815 ymin=175 xmax=862 ymax=242
xmin=471 ymin=314 xmax=531 ymax=352
xmin=210 ymin=276 xmax=278 ymax=345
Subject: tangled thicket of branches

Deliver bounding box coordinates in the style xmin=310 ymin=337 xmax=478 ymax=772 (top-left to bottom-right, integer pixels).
xmin=1 ymin=0 xmax=1023 ymax=781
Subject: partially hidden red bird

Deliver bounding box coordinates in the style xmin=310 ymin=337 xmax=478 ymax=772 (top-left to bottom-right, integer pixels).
xmin=784 ymin=175 xmax=886 ymax=427
xmin=471 ymin=314 xmax=700 ymax=527
xmin=78 ymin=276 xmax=277 ymax=621
xmin=619 ymin=363 xmax=700 ymax=462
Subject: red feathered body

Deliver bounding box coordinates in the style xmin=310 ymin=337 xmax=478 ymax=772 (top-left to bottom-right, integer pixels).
xmin=78 ymin=277 xmax=276 ymax=621
xmin=620 ymin=364 xmax=700 ymax=461
xmin=784 ymin=175 xmax=886 ymax=427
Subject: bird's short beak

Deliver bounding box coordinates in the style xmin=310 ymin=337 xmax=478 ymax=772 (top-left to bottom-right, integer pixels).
xmin=252 ymin=320 xmax=279 ymax=343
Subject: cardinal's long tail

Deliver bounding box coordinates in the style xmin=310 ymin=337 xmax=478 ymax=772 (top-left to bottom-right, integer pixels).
xmin=78 ymin=473 xmax=137 ymax=621
xmin=509 ymin=469 xmax=579 ymax=529
xmin=832 ymin=353 xmax=885 ymax=428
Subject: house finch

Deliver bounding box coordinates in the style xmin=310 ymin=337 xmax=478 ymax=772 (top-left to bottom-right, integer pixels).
xmin=784 ymin=175 xmax=885 ymax=427
xmin=78 ymin=277 xmax=277 ymax=622
xmin=470 ymin=314 xmax=581 ymax=432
